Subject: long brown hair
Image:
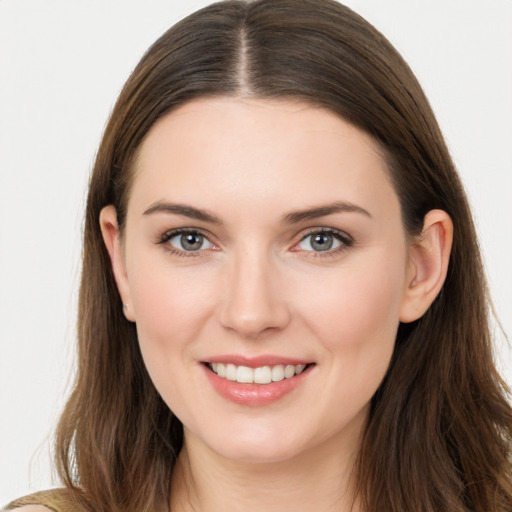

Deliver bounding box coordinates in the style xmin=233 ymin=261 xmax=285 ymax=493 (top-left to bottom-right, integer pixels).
xmin=51 ymin=1 xmax=512 ymax=511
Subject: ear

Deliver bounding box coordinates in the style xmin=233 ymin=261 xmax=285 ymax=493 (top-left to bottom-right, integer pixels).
xmin=400 ymin=209 xmax=453 ymax=323
xmin=99 ymin=205 xmax=136 ymax=322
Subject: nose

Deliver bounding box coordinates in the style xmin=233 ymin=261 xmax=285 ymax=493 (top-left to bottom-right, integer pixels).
xmin=218 ymin=248 xmax=291 ymax=339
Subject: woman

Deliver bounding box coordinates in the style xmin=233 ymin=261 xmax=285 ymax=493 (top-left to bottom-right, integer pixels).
xmin=5 ymin=0 xmax=511 ymax=511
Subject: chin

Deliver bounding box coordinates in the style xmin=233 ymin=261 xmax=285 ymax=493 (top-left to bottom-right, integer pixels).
xmin=214 ymin=440 xmax=306 ymax=464
xmin=193 ymin=421 xmax=323 ymax=465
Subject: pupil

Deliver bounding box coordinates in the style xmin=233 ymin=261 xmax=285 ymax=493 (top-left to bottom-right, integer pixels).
xmin=181 ymin=233 xmax=203 ymax=251
xmin=312 ymin=233 xmax=333 ymax=251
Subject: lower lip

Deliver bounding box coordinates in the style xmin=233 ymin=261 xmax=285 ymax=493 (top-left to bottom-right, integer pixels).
xmin=203 ymin=364 xmax=313 ymax=407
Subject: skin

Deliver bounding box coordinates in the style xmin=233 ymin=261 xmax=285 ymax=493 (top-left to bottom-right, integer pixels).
xmin=12 ymin=508 xmax=49 ymax=512
xmin=99 ymin=97 xmax=452 ymax=512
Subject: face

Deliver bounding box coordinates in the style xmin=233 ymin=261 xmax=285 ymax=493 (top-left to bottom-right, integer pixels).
xmin=108 ymin=97 xmax=416 ymax=463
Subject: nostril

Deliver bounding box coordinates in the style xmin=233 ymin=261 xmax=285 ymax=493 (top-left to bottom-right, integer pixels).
xmin=219 ymin=310 xmax=292 ymax=339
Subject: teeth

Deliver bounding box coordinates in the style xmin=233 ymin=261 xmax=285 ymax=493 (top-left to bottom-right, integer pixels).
xmin=254 ymin=366 xmax=272 ymax=384
xmin=209 ymin=362 xmax=308 ymax=384
xmin=284 ymin=365 xmax=295 ymax=379
xmin=236 ymin=365 xmax=253 ymax=383
xmin=225 ymin=363 xmax=237 ymax=381
xmin=295 ymin=364 xmax=306 ymax=373
xmin=217 ymin=363 xmax=226 ymax=378
xmin=271 ymin=365 xmax=285 ymax=382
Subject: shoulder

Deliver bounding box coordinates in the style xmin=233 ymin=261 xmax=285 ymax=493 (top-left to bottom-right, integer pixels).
xmin=3 ymin=489 xmax=79 ymax=512
xmin=6 ymin=507 xmax=52 ymax=512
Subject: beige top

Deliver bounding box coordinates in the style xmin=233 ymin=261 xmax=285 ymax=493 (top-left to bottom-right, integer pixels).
xmin=3 ymin=490 xmax=75 ymax=512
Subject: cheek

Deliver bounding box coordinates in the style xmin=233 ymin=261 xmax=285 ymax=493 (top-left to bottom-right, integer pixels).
xmin=305 ymin=264 xmax=405 ymax=429
xmin=307 ymin=264 xmax=403 ymax=322
xmin=127 ymin=263 xmax=220 ymax=420
xmin=297 ymin=253 xmax=407 ymax=373
xmin=128 ymin=258 xmax=217 ymax=360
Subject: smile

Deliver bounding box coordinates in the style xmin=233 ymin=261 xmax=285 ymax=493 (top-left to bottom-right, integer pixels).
xmin=203 ymin=357 xmax=315 ymax=406
xmin=208 ymin=362 xmax=308 ymax=384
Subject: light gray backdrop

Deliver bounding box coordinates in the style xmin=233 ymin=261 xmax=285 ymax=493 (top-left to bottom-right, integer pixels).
xmin=1 ymin=0 xmax=511 ymax=504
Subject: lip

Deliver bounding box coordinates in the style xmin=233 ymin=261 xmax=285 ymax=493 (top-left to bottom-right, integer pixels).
xmin=203 ymin=354 xmax=313 ymax=368
xmin=201 ymin=358 xmax=314 ymax=407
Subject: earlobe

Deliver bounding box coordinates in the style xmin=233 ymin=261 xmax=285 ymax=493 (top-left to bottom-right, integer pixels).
xmin=99 ymin=205 xmax=136 ymax=322
xmin=399 ymin=209 xmax=453 ymax=323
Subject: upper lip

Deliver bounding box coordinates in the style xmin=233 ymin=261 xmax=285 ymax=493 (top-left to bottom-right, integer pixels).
xmin=202 ymin=354 xmax=313 ymax=368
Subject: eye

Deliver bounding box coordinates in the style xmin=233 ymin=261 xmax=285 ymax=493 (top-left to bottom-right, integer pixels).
xmin=296 ymin=229 xmax=352 ymax=253
xmin=161 ymin=229 xmax=215 ymax=253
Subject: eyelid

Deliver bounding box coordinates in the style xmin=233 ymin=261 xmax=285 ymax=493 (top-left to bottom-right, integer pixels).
xmin=155 ymin=226 xmax=354 ymax=258
xmin=157 ymin=227 xmax=218 ymax=256
xmin=297 ymin=227 xmax=353 ymax=243
xmin=291 ymin=227 xmax=354 ymax=256
xmin=157 ymin=227 xmax=211 ymax=243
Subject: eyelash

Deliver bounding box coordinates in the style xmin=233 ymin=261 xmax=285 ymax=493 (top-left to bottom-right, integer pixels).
xmin=157 ymin=228 xmax=215 ymax=258
xmin=156 ymin=227 xmax=354 ymax=259
xmin=293 ymin=228 xmax=354 ymax=259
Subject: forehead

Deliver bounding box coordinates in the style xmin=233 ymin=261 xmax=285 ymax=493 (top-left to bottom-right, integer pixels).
xmin=130 ymin=96 xmax=398 ymax=220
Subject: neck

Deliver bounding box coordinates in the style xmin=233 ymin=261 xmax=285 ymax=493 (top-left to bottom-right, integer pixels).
xmin=170 ymin=426 xmax=364 ymax=512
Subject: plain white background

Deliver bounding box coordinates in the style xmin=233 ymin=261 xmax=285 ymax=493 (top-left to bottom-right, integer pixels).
xmin=1 ymin=0 xmax=511 ymax=505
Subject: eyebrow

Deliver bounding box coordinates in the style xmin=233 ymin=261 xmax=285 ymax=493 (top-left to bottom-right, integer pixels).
xmin=281 ymin=201 xmax=372 ymax=224
xmin=143 ymin=201 xmax=222 ymax=224
xmin=143 ymin=199 xmax=371 ymax=225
